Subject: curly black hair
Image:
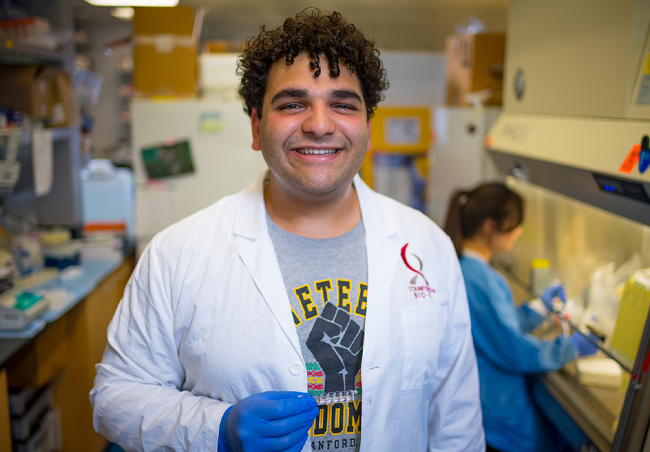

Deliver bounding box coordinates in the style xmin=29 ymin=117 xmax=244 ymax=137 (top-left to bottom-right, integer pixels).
xmin=237 ymin=8 xmax=389 ymax=119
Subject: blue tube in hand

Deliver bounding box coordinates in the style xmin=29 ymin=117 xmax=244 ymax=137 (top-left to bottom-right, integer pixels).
xmin=218 ymin=391 xmax=319 ymax=452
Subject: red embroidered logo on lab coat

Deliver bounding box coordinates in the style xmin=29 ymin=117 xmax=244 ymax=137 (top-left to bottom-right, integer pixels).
xmin=401 ymin=243 xmax=435 ymax=299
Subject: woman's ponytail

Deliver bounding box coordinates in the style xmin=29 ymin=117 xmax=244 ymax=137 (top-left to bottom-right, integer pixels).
xmin=444 ymin=190 xmax=468 ymax=259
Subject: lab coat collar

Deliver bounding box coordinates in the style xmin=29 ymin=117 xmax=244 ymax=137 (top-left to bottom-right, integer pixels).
xmin=233 ymin=171 xmax=269 ymax=240
xmin=353 ymin=173 xmax=399 ymax=240
xmin=233 ymin=171 xmax=399 ymax=241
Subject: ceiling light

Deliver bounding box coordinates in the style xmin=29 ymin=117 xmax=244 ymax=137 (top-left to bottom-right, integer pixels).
xmin=84 ymin=0 xmax=178 ymax=6
xmin=110 ymin=7 xmax=134 ymax=20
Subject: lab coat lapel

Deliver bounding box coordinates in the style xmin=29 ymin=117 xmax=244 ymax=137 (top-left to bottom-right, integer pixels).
xmin=354 ymin=176 xmax=399 ymax=348
xmin=233 ymin=174 xmax=302 ymax=359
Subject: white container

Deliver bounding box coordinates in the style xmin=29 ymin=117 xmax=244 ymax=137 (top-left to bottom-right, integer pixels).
xmin=13 ymin=408 xmax=61 ymax=452
xmin=11 ymin=386 xmax=53 ymax=441
xmin=81 ymin=160 xmax=135 ymax=242
xmin=12 ymin=235 xmax=43 ymax=276
xmin=8 ymin=387 xmax=38 ymax=417
xmin=576 ymin=357 xmax=623 ymax=388
xmin=42 ymin=241 xmax=81 ymax=270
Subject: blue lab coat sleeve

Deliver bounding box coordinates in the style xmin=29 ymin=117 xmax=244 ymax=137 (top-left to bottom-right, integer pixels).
xmin=516 ymin=305 xmax=544 ymax=333
xmin=461 ymin=259 xmax=575 ymax=375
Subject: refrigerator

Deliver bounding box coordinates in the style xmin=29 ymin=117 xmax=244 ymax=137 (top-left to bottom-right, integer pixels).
xmin=427 ymin=106 xmax=502 ymax=227
xmin=131 ymin=99 xmax=267 ymax=256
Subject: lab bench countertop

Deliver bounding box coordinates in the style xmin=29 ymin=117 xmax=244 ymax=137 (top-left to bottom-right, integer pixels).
xmin=0 ymin=257 xmax=124 ymax=368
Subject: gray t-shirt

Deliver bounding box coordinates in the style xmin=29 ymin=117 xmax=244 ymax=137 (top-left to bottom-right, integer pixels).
xmin=267 ymin=214 xmax=367 ymax=452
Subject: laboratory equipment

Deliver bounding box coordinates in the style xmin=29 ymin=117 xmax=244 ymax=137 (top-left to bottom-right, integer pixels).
xmin=484 ymin=1 xmax=650 ymax=450
xmin=487 ymin=0 xmax=650 ymax=226
xmin=312 ymin=390 xmax=358 ymax=406
xmin=0 ymin=289 xmax=48 ymax=330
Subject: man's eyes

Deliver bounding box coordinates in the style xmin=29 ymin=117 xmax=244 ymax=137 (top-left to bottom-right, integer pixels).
xmin=333 ymin=103 xmax=357 ymax=111
xmin=279 ymin=103 xmax=302 ymax=110
xmin=276 ymin=102 xmax=360 ymax=111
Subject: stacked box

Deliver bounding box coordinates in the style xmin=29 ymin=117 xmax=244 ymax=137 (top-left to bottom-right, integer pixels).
xmin=133 ymin=6 xmax=197 ymax=97
xmin=445 ymin=33 xmax=506 ymax=106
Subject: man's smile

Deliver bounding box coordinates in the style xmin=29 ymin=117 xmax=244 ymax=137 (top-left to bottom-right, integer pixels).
xmin=294 ymin=148 xmax=341 ymax=155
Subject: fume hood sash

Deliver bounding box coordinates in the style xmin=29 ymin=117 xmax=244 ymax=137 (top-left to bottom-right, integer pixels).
xmin=487 ymin=112 xmax=650 ymax=227
xmin=487 ymin=112 xmax=650 ymax=183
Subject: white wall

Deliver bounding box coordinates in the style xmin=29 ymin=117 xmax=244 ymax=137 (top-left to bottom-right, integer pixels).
xmin=380 ymin=51 xmax=446 ymax=106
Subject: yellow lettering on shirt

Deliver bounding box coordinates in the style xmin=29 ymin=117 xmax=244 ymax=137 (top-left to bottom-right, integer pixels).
xmin=294 ymin=285 xmax=319 ymax=321
xmin=337 ymin=279 xmax=352 ymax=312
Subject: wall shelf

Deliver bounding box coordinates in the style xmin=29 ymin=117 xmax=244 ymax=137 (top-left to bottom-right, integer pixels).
xmin=0 ymin=40 xmax=64 ymax=66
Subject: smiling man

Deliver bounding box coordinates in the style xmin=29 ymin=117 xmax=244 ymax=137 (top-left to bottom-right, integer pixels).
xmin=91 ymin=9 xmax=485 ymax=452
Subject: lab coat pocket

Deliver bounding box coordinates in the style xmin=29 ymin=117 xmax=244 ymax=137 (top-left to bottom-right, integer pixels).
xmin=400 ymin=306 xmax=443 ymax=391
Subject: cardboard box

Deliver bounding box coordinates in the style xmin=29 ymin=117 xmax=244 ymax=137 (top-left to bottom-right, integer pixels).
xmin=133 ymin=6 xmax=197 ymax=97
xmin=445 ymin=33 xmax=505 ymax=106
xmin=7 ymin=317 xmax=69 ymax=387
xmin=0 ymin=64 xmax=52 ymax=118
xmin=39 ymin=68 xmax=82 ymax=128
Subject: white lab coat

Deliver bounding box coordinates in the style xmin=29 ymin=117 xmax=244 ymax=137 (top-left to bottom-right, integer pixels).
xmin=90 ymin=173 xmax=485 ymax=452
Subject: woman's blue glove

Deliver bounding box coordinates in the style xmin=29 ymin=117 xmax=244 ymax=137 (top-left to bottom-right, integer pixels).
xmin=218 ymin=391 xmax=319 ymax=452
xmin=541 ymin=283 xmax=566 ymax=311
xmin=570 ymin=332 xmax=598 ymax=357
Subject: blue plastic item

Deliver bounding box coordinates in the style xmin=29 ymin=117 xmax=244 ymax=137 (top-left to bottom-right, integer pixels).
xmin=218 ymin=391 xmax=318 ymax=452
xmin=569 ymin=332 xmax=598 ymax=357
xmin=14 ymin=291 xmax=44 ymax=311
xmin=541 ymin=283 xmax=566 ymax=311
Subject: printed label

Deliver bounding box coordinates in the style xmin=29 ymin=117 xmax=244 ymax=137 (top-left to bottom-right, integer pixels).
xmin=619 ymin=144 xmax=641 ymax=174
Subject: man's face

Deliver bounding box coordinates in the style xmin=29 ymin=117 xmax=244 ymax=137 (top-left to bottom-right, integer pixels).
xmin=251 ymin=53 xmax=372 ymax=198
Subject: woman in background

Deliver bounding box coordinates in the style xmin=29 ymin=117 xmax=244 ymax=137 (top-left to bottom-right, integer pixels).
xmin=444 ymin=183 xmax=596 ymax=452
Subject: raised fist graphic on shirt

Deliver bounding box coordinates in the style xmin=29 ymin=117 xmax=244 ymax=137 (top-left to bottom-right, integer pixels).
xmin=306 ymin=302 xmax=363 ymax=393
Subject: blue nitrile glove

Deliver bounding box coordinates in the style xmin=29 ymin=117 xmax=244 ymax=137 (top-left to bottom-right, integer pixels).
xmin=541 ymin=283 xmax=566 ymax=311
xmin=570 ymin=331 xmax=598 ymax=357
xmin=218 ymin=391 xmax=319 ymax=452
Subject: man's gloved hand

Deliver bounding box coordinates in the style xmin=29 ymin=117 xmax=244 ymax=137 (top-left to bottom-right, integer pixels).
xmin=570 ymin=331 xmax=598 ymax=357
xmin=218 ymin=391 xmax=319 ymax=452
xmin=541 ymin=283 xmax=566 ymax=311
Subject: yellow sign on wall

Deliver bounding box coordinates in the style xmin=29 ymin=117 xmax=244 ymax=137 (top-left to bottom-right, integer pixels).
xmin=370 ymin=107 xmax=430 ymax=153
xmin=361 ymin=106 xmax=430 ymax=189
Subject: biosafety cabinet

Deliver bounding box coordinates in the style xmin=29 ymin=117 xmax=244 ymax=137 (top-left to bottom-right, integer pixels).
xmin=486 ymin=0 xmax=650 ymax=451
